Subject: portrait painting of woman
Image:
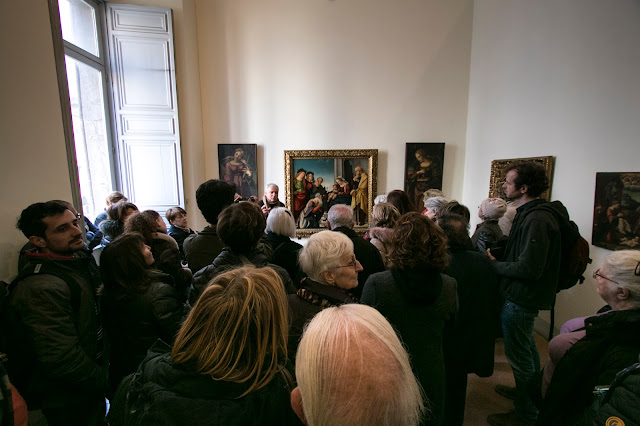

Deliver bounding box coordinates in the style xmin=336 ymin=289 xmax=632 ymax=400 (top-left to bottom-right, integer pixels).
xmin=218 ymin=144 xmax=258 ymax=200
xmin=404 ymin=143 xmax=445 ymax=212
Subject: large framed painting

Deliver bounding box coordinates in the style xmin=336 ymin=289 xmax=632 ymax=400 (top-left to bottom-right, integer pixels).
xmin=284 ymin=149 xmax=378 ymax=237
xmin=592 ymin=172 xmax=640 ymax=250
xmin=404 ymin=143 xmax=445 ymax=212
xmin=218 ymin=144 xmax=258 ymax=201
xmin=489 ymin=156 xmax=555 ymax=201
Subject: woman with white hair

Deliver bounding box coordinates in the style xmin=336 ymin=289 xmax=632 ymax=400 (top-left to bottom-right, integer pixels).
xmin=292 ymin=304 xmax=425 ymax=426
xmin=471 ymin=197 xmax=507 ymax=255
xmin=265 ymin=207 xmax=303 ymax=283
xmin=287 ymin=231 xmax=363 ymax=363
xmin=538 ymin=250 xmax=640 ymax=424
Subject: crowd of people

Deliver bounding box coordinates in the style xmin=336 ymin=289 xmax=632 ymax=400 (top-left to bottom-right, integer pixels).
xmin=1 ymin=160 xmax=640 ymax=426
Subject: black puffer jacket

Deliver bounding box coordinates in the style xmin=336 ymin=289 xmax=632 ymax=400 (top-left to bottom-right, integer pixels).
xmin=538 ymin=309 xmax=640 ymax=425
xmin=103 ymin=270 xmax=187 ymax=395
xmin=108 ymin=341 xmax=301 ymax=426
xmin=190 ymin=248 xmax=296 ymax=305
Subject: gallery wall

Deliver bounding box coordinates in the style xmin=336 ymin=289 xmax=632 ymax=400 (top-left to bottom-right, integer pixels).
xmin=462 ymin=0 xmax=640 ymax=327
xmin=0 ymin=1 xmax=72 ymax=281
xmin=194 ymin=0 xmax=475 ymax=214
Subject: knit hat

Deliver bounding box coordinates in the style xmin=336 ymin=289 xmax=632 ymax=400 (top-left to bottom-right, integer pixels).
xmin=480 ymin=198 xmax=507 ymax=220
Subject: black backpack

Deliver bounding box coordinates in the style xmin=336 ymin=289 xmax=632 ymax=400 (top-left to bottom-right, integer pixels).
xmin=534 ymin=201 xmax=592 ymax=292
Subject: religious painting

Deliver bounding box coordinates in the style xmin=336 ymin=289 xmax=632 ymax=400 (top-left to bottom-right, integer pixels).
xmin=218 ymin=144 xmax=258 ymax=201
xmin=404 ymin=143 xmax=445 ymax=212
xmin=489 ymin=156 xmax=555 ymax=201
xmin=592 ymin=172 xmax=640 ymax=251
xmin=284 ymin=150 xmax=378 ymax=237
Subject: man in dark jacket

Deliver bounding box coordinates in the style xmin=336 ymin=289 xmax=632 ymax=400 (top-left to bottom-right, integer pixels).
xmin=326 ymin=204 xmax=385 ymax=299
xmin=438 ymin=213 xmax=500 ymax=426
xmin=4 ymin=201 xmax=107 ymax=426
xmin=183 ymin=179 xmax=235 ymax=274
xmin=487 ymin=162 xmax=561 ymax=426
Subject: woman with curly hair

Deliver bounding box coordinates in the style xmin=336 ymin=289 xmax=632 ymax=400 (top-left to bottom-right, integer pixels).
xmin=361 ymin=212 xmax=458 ymax=426
xmin=109 ymin=266 xmax=299 ymax=425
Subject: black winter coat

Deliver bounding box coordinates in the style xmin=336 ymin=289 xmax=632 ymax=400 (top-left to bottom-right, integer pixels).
xmin=362 ymin=268 xmax=458 ymax=426
xmin=538 ymin=309 xmax=640 ymax=425
xmin=109 ymin=341 xmax=301 ymax=425
xmin=190 ymin=248 xmax=296 ymax=305
xmin=287 ymin=278 xmax=357 ymax=364
xmin=103 ymin=270 xmax=187 ymax=395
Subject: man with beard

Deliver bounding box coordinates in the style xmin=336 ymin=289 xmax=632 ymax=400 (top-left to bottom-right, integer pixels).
xmin=4 ymin=201 xmax=107 ymax=425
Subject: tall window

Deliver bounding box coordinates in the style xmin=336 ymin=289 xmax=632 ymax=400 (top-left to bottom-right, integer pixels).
xmin=59 ymin=0 xmax=114 ymax=221
xmin=56 ymin=0 xmax=184 ymax=221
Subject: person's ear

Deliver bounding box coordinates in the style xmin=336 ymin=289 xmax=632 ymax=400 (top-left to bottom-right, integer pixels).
xmin=29 ymin=235 xmax=47 ymax=249
xmin=290 ymin=387 xmax=307 ymax=425
xmin=519 ymin=184 xmax=529 ymax=195
xmin=326 ymin=221 xmax=333 ymax=230
xmin=321 ymin=269 xmax=335 ymax=285
xmin=616 ymin=287 xmax=630 ymax=300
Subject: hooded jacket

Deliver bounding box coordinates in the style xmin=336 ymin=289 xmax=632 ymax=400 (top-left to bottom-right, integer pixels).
xmin=361 ymin=268 xmax=457 ymax=425
xmin=493 ymin=199 xmax=562 ymax=310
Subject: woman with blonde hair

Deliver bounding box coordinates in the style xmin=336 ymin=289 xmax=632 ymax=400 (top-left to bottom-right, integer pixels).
xmin=109 ymin=266 xmax=299 ymax=425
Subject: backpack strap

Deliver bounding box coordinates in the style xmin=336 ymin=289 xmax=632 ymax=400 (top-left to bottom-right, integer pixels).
xmin=11 ymin=262 xmax=82 ymax=314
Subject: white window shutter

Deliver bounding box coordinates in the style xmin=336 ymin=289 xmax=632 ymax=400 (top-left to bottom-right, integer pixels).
xmin=106 ymin=4 xmax=184 ymax=214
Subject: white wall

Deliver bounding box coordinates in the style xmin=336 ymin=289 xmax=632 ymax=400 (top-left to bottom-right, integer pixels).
xmin=195 ymin=0 xmax=474 ymax=203
xmin=0 ymin=0 xmax=72 ymax=281
xmin=463 ymin=0 xmax=640 ymax=327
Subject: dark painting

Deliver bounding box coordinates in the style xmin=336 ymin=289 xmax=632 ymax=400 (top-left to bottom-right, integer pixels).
xmin=404 ymin=143 xmax=445 ymax=212
xmin=592 ymin=172 xmax=640 ymax=250
xmin=218 ymin=144 xmax=258 ymax=201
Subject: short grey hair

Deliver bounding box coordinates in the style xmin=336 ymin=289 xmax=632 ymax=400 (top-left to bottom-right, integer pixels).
xmin=327 ymin=204 xmax=354 ymax=229
xmin=603 ymin=250 xmax=640 ymax=305
xmin=265 ymin=207 xmax=296 ymax=238
xmin=296 ymin=304 xmax=426 ymax=426
xmin=374 ymin=194 xmax=388 ymax=205
xmin=265 ymin=183 xmax=279 ymax=191
xmin=423 ymin=196 xmax=447 ymax=211
xmin=298 ymin=231 xmax=353 ymax=284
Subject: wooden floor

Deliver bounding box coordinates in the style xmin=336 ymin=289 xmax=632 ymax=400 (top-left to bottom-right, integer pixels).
xmin=463 ymin=334 xmax=549 ymax=425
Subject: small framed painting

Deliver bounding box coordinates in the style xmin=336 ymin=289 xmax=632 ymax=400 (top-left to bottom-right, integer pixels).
xmin=592 ymin=172 xmax=640 ymax=250
xmin=218 ymin=144 xmax=258 ymax=201
xmin=404 ymin=143 xmax=445 ymax=212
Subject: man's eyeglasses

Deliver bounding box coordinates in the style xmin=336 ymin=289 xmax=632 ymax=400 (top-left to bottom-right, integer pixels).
xmin=337 ymin=256 xmax=358 ymax=271
xmin=593 ymin=269 xmax=619 ymax=285
xmin=635 ymin=261 xmax=640 ymax=277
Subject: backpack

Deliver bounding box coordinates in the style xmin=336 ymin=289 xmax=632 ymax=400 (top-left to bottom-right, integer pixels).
xmin=535 ymin=201 xmax=592 ymax=292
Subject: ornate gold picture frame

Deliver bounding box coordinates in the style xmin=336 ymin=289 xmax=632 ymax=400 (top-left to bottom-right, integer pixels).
xmin=284 ymin=149 xmax=378 ymax=237
xmin=489 ymin=156 xmax=555 ymax=201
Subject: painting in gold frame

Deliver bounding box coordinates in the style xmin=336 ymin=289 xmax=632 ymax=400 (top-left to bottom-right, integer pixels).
xmin=284 ymin=149 xmax=378 ymax=237
xmin=489 ymin=156 xmax=555 ymax=201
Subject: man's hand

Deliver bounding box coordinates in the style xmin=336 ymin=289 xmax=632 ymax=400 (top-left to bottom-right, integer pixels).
xmin=261 ymin=205 xmax=270 ymax=217
xmin=487 ymin=248 xmax=496 ymax=261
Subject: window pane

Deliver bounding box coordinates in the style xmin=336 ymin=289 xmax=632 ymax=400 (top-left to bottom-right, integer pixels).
xmin=59 ymin=0 xmax=99 ymax=57
xmin=65 ymin=55 xmax=112 ymax=221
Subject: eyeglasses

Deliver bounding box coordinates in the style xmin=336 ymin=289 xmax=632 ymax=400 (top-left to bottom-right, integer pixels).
xmin=635 ymin=261 xmax=640 ymax=277
xmin=337 ymin=256 xmax=358 ymax=271
xmin=593 ymin=269 xmax=619 ymax=285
